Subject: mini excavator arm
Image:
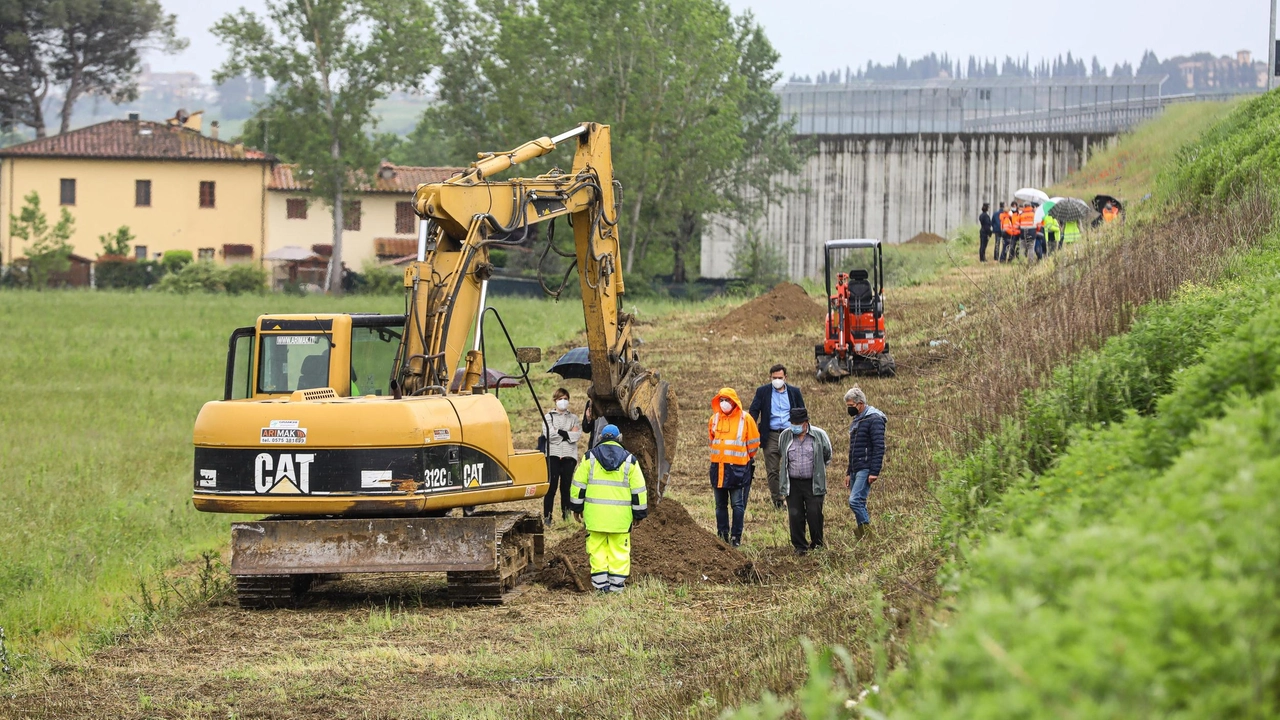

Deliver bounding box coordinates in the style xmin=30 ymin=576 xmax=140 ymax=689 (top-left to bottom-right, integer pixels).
xmin=396 ymin=122 xmax=677 ymax=498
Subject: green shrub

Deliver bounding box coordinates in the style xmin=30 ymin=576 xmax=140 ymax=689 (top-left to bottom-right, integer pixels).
xmin=356 ymin=262 xmax=404 ymax=295
xmin=161 ymin=250 xmax=193 ymax=274
xmin=223 ymin=264 xmax=267 ymax=295
xmin=94 ymin=258 xmax=163 ymax=290
xmin=157 ymin=262 xmax=225 ymax=294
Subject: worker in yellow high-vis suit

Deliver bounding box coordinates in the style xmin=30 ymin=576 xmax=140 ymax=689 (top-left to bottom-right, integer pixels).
xmin=569 ymin=424 xmax=648 ymax=593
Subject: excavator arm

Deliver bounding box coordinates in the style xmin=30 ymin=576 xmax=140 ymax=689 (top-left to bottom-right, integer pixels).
xmin=396 ymin=122 xmax=677 ymax=499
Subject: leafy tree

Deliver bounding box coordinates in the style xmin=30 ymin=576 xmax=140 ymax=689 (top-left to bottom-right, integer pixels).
xmin=0 ymin=0 xmax=185 ymax=137
xmin=730 ymin=223 xmax=786 ymax=289
xmin=214 ymin=0 xmax=440 ymax=294
xmin=98 ymin=224 xmax=133 ymax=256
xmin=0 ymin=0 xmax=55 ymax=135
xmin=9 ymin=191 xmax=74 ymax=289
xmin=52 ymin=0 xmax=187 ymax=134
xmin=417 ymin=0 xmax=802 ymax=281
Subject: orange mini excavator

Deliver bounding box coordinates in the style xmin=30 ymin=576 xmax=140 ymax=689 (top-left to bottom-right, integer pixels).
xmin=815 ymin=239 xmax=895 ymax=380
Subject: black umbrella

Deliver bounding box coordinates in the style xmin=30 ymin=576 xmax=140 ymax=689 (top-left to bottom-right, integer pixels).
xmin=1092 ymin=194 xmax=1123 ymax=213
xmin=549 ymin=346 xmax=592 ymax=380
xmin=449 ymin=367 xmax=522 ymax=392
xmin=1048 ymin=197 xmax=1093 ymax=223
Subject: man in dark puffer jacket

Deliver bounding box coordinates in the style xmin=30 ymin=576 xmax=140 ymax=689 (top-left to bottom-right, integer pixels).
xmin=843 ymin=386 xmax=886 ymax=539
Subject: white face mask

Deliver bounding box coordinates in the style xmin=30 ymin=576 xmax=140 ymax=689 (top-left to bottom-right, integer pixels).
xmin=719 ymin=400 xmax=734 ymax=414
xmin=555 ymin=398 xmax=569 ymax=411
xmin=771 ymin=378 xmax=785 ymax=390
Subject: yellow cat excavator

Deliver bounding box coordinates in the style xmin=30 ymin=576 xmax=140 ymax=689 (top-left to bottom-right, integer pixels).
xmin=192 ymin=123 xmax=677 ymax=606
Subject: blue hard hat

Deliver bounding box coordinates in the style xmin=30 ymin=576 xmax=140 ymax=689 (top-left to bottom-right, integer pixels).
xmin=599 ymin=424 xmax=621 ymax=441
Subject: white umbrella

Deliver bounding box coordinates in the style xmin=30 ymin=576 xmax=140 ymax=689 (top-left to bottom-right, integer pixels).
xmin=1014 ymin=187 xmax=1050 ymax=204
xmin=264 ymin=245 xmax=319 ymax=261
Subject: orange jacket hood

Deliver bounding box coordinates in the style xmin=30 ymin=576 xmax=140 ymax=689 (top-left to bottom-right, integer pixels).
xmin=711 ymin=387 xmax=744 ymax=413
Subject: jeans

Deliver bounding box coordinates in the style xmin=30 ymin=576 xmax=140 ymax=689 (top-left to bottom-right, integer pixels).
xmin=714 ymin=487 xmax=746 ymax=540
xmin=763 ymin=430 xmax=783 ymax=504
xmin=543 ymin=456 xmax=577 ymax=520
xmin=848 ymin=469 xmax=872 ymax=525
xmin=787 ymin=478 xmax=824 ymax=551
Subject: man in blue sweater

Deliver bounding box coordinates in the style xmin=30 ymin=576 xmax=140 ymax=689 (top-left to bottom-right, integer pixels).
xmin=844 ymin=386 xmax=886 ymax=539
xmin=748 ymin=364 xmax=806 ymax=509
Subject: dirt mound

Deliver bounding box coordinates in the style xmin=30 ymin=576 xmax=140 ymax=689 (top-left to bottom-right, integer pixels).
xmin=906 ymin=231 xmax=947 ymax=245
xmin=707 ymin=282 xmax=825 ymax=338
xmin=534 ymin=498 xmax=754 ymax=590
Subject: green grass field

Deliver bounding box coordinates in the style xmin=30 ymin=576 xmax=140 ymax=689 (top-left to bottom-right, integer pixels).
xmin=0 ymin=291 xmax=649 ymax=656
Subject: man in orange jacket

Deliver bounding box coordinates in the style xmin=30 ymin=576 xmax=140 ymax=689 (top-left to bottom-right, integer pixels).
xmin=709 ymin=388 xmax=761 ymax=546
xmin=999 ymin=202 xmax=1018 ymax=262
xmin=1018 ymin=201 xmax=1038 ymax=264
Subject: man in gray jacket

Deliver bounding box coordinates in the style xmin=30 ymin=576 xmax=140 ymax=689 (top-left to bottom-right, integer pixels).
xmin=778 ymin=407 xmax=832 ymax=555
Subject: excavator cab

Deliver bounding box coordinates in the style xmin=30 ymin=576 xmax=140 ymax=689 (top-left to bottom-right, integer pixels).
xmin=815 ymin=239 xmax=895 ymax=380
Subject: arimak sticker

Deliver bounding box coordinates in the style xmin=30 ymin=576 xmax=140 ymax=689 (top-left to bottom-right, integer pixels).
xmin=433 ymin=428 xmax=451 ymax=441
xmin=276 ymin=336 xmax=318 ymax=345
xmin=261 ymin=427 xmax=307 ymax=444
xmin=269 ymin=420 xmax=299 ymax=428
xmin=198 ymin=469 xmax=217 ymax=488
xmin=524 ymin=485 xmax=536 ymax=497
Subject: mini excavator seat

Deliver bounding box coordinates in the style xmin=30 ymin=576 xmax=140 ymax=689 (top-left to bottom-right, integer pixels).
xmin=848 ymin=269 xmax=873 ymax=314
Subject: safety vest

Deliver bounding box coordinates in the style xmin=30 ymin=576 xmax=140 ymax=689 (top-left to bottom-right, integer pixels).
xmin=1063 ymin=220 xmax=1082 ymax=244
xmin=1103 ymin=206 xmax=1119 ymax=222
xmin=999 ymin=210 xmax=1014 ymax=235
xmin=709 ymin=412 xmax=757 ymax=466
xmin=1043 ymin=215 xmax=1060 ymax=238
xmin=572 ymin=443 xmax=647 ymax=534
xmin=1018 ymin=205 xmax=1036 ymax=230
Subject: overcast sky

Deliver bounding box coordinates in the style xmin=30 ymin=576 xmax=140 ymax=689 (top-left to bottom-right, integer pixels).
xmin=146 ymin=0 xmax=1272 ymax=81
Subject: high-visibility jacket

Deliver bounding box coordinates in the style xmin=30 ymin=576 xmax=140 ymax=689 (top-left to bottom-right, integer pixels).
xmin=708 ymin=387 xmax=761 ymax=489
xmin=1062 ymin=220 xmax=1082 ymax=244
xmin=1043 ymin=215 xmax=1060 ymax=239
xmin=999 ymin=210 xmax=1015 ymax=236
xmin=1018 ymin=204 xmax=1037 ymax=230
xmin=570 ymin=441 xmax=647 ymax=534
xmin=1103 ymin=206 xmax=1120 ymax=222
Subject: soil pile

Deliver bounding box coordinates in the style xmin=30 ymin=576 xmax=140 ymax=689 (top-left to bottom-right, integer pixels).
xmin=707 ymin=282 xmax=825 ymax=338
xmin=906 ymin=231 xmax=947 ymax=245
xmin=535 ymin=498 xmax=754 ymax=590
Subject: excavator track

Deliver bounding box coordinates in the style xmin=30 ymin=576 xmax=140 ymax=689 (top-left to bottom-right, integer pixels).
xmin=234 ymin=574 xmax=314 ymax=609
xmin=229 ymin=513 xmax=544 ymax=608
xmin=447 ymin=514 xmax=543 ymax=604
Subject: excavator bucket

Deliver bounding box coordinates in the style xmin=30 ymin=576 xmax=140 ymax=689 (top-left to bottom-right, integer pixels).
xmin=605 ymin=378 xmax=678 ymax=505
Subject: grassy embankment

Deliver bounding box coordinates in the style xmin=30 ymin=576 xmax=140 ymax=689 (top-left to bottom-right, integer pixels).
xmin=1047 ymin=99 xmax=1239 ymax=206
xmin=729 ymin=92 xmax=1280 ymax=717
xmin=0 ymin=291 xmax=634 ymax=658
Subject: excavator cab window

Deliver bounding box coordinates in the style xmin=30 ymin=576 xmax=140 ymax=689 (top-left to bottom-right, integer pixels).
xmin=258 ymin=334 xmax=331 ymax=393
xmin=350 ymin=323 xmax=401 ymax=396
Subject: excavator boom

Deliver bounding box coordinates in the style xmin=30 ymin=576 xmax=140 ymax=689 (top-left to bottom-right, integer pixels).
xmin=400 ymin=122 xmax=676 ymax=497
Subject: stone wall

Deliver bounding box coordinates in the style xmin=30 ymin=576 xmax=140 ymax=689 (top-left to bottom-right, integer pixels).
xmin=701 ymin=132 xmax=1115 ymax=279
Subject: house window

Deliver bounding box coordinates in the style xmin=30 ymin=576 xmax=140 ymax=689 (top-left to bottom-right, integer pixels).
xmin=60 ymin=179 xmax=76 ymax=205
xmin=136 ymin=180 xmax=151 ymax=207
xmin=198 ymin=247 xmax=216 ymax=261
xmin=286 ymin=198 xmax=308 ymax=219
xmin=199 ymin=181 xmax=216 ymax=208
xmin=343 ymin=200 xmax=362 ymax=231
xmin=134 ymin=245 xmax=148 ymax=260
xmin=395 ymin=201 xmax=416 ymax=234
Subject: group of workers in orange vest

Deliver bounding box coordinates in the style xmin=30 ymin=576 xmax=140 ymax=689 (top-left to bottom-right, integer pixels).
xmin=993 ymin=199 xmax=1052 ymax=263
